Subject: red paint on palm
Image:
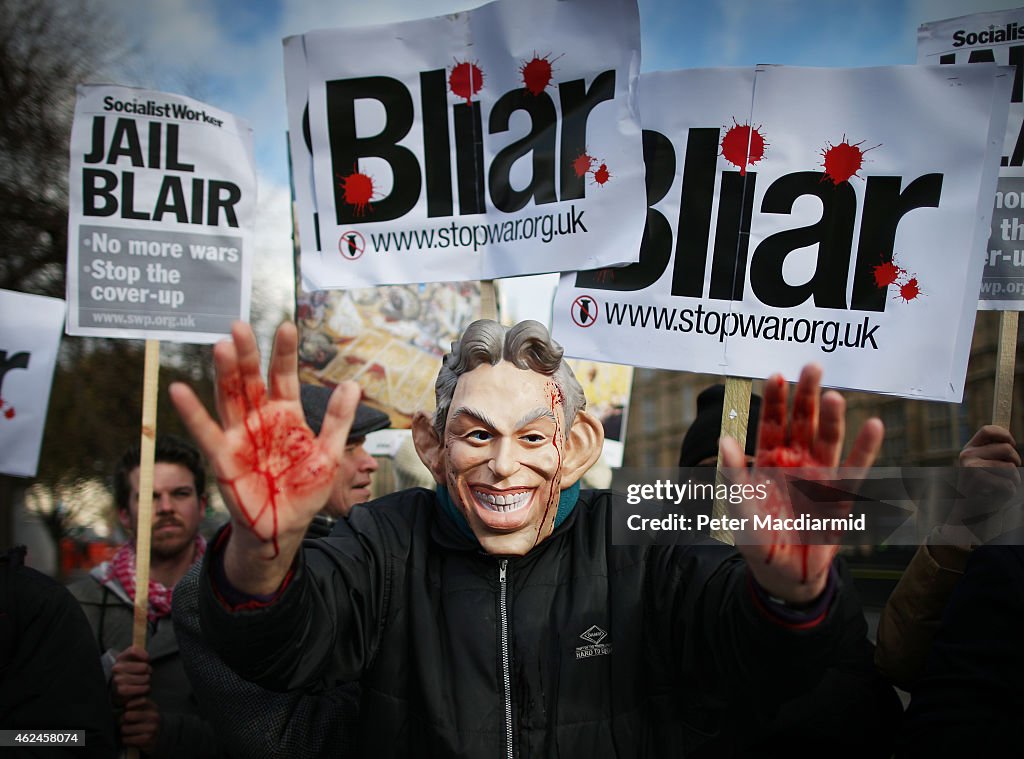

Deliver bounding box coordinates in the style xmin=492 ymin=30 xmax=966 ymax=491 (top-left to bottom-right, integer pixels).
xmin=751 ymin=375 xmax=821 ymax=583
xmin=760 ymin=447 xmax=816 ymax=468
xmin=219 ymin=377 xmax=246 ymax=420
xmin=220 ymin=406 xmax=337 ymax=557
xmin=789 ymin=385 xmax=818 ymax=453
xmin=754 ymin=376 xmax=787 ymax=460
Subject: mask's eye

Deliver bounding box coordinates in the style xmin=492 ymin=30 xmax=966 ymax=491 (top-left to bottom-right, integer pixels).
xmin=521 ymin=433 xmax=546 ymax=444
xmin=467 ymin=430 xmax=493 ymax=442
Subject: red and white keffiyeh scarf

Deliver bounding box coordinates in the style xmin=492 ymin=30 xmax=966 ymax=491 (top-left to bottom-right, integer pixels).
xmin=103 ymin=535 xmax=207 ymax=622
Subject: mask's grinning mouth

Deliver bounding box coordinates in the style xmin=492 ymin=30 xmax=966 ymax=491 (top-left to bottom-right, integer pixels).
xmin=474 ymin=489 xmax=531 ymax=513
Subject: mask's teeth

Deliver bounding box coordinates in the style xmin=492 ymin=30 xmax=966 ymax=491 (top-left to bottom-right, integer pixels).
xmin=474 ymin=490 xmax=530 ymax=512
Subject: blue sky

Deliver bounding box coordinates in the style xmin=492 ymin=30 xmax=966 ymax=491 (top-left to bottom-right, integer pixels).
xmin=96 ymin=0 xmax=1022 ymax=321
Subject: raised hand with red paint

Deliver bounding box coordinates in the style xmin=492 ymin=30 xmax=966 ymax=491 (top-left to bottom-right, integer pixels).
xmin=170 ymin=321 xmax=360 ymax=595
xmin=719 ymin=364 xmax=884 ymax=604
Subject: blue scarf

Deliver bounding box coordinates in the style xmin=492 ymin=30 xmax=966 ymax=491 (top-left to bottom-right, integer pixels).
xmin=437 ymin=482 xmax=582 ymax=544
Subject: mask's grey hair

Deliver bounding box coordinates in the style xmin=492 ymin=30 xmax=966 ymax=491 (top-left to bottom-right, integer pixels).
xmin=433 ymin=319 xmax=586 ymax=440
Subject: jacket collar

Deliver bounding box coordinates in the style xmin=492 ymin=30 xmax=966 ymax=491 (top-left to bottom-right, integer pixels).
xmin=431 ymin=484 xmax=583 ymax=558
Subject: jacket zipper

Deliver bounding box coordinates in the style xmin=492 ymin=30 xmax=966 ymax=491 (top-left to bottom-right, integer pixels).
xmin=499 ymin=559 xmax=513 ymax=759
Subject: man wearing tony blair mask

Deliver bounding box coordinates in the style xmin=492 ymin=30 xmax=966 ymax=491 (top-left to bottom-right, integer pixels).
xmin=171 ymin=318 xmax=884 ymax=757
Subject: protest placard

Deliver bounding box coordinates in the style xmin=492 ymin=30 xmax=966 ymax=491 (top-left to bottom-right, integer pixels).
xmin=66 ymin=84 xmax=256 ymax=342
xmin=297 ymin=282 xmax=481 ymax=427
xmin=0 ymin=290 xmax=65 ymax=478
xmin=284 ymin=34 xmax=322 ymax=258
xmin=552 ymin=65 xmax=1011 ymax=403
xmin=919 ymin=7 xmax=1024 ymax=311
xmin=64 ymin=84 xmax=256 ymax=648
xmin=286 ymin=0 xmax=646 ymax=290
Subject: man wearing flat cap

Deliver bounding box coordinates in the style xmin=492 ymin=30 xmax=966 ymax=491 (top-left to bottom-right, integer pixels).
xmin=172 ymin=384 xmax=390 ymax=757
xmin=299 ymin=383 xmax=390 ymax=535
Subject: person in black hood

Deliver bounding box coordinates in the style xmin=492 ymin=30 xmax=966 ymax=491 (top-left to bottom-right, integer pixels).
xmin=171 ymin=318 xmax=884 ymax=758
xmin=678 ymin=384 xmax=762 ymax=468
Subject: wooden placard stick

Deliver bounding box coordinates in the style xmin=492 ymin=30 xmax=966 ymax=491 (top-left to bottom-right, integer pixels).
xmin=131 ymin=339 xmax=161 ymax=650
xmin=480 ymin=279 xmax=498 ymax=321
xmin=992 ymin=310 xmax=1018 ymax=429
xmin=713 ymin=376 xmax=752 ymax=545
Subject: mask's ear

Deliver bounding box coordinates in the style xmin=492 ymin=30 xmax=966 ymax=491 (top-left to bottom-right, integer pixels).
xmin=559 ymin=410 xmax=604 ymax=490
xmin=411 ymin=411 xmax=446 ymax=485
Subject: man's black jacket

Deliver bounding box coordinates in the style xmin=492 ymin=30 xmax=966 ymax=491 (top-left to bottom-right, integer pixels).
xmin=199 ymin=488 xmax=849 ymax=757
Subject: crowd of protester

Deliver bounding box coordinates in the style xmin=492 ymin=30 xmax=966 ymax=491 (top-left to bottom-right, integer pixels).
xmin=1 ymin=317 xmax=1021 ymax=757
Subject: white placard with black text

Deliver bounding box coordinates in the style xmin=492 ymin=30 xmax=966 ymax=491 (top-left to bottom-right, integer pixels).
xmin=288 ymin=0 xmax=646 ymax=290
xmin=919 ymin=7 xmax=1024 ymax=310
xmin=66 ymin=84 xmax=256 ymax=342
xmin=0 ymin=290 xmax=65 ymax=478
xmin=553 ymin=66 xmax=1011 ymax=402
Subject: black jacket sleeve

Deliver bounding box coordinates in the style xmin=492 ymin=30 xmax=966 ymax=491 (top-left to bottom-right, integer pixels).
xmin=1 ymin=563 xmax=117 ymax=758
xmin=174 ymin=562 xmax=359 ymax=758
xmin=198 ymin=500 xmax=402 ymax=692
xmin=650 ymin=543 xmax=847 ymax=707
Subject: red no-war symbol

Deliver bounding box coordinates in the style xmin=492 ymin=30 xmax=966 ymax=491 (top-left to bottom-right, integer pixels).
xmin=338 ymin=231 xmax=366 ymax=260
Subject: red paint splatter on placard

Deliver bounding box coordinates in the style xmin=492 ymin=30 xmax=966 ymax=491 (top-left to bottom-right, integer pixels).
xmin=3 ymin=407 xmax=13 ymax=420
xmin=872 ymin=261 xmax=905 ymax=288
xmin=569 ymin=148 xmax=612 ymax=186
xmin=898 ymin=277 xmax=922 ymax=302
xmin=872 ymin=253 xmax=923 ymax=304
xmin=338 ymin=169 xmax=376 ymax=217
xmin=572 ymin=150 xmax=595 ymax=178
xmin=449 ymin=60 xmax=484 ymax=104
xmin=820 ymin=136 xmax=878 ymax=185
xmin=520 ymin=53 xmax=559 ymax=96
xmin=720 ymin=119 xmax=768 ymax=176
